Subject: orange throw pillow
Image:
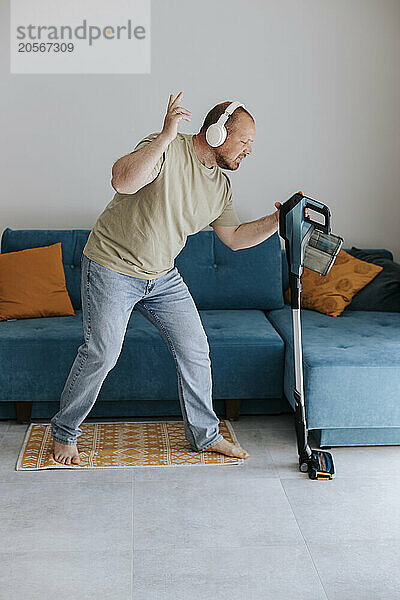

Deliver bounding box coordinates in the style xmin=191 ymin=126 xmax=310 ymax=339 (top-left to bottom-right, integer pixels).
xmin=0 ymin=242 xmax=75 ymax=321
xmin=284 ymin=249 xmax=383 ymax=317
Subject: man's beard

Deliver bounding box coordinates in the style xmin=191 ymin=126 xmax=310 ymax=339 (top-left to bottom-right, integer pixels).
xmin=215 ymin=150 xmax=241 ymax=171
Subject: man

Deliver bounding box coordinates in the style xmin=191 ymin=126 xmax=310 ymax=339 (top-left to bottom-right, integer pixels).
xmin=51 ymin=91 xmax=285 ymax=466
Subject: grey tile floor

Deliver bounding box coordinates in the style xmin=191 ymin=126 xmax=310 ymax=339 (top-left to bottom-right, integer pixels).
xmin=0 ymin=414 xmax=400 ymax=600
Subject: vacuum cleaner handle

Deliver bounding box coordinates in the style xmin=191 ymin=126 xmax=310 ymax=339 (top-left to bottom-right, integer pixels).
xmin=303 ymin=197 xmax=331 ymax=234
xmin=278 ymin=192 xmax=303 ymax=240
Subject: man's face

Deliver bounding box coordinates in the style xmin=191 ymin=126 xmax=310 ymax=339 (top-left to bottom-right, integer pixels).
xmin=214 ymin=115 xmax=255 ymax=171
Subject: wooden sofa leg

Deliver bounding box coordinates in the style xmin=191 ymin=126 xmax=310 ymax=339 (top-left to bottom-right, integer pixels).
xmin=16 ymin=401 xmax=32 ymax=423
xmin=225 ymin=399 xmax=241 ymax=421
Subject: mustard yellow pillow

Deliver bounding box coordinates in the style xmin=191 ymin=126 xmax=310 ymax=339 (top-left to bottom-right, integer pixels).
xmin=0 ymin=242 xmax=75 ymax=321
xmin=284 ymin=250 xmax=383 ymax=317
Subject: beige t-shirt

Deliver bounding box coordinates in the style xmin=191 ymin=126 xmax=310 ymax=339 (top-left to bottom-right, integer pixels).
xmin=82 ymin=132 xmax=241 ymax=279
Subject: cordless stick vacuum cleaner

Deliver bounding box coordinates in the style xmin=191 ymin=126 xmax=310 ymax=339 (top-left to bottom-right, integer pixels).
xmin=279 ymin=192 xmax=344 ymax=480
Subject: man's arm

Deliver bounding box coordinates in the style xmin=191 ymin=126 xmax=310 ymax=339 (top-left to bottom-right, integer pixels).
xmin=212 ymin=212 xmax=278 ymax=251
xmin=111 ymin=92 xmax=192 ymax=194
xmin=212 ymin=194 xmax=306 ymax=250
xmin=111 ymin=132 xmax=171 ymax=194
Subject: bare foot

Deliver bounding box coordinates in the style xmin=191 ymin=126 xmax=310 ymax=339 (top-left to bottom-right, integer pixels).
xmin=52 ymin=439 xmax=81 ymax=465
xmin=203 ymin=437 xmax=250 ymax=459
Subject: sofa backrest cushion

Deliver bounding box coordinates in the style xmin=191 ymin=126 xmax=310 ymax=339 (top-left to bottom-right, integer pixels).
xmin=344 ymin=247 xmax=400 ymax=312
xmin=175 ymin=230 xmax=283 ymax=309
xmin=1 ymin=228 xmax=284 ymax=311
xmin=1 ymin=228 xmax=88 ymax=311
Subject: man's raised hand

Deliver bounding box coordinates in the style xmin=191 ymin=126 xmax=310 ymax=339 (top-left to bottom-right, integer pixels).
xmin=161 ymin=91 xmax=192 ymax=143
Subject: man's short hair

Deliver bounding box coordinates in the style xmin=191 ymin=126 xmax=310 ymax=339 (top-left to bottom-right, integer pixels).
xmin=199 ymin=101 xmax=255 ymax=136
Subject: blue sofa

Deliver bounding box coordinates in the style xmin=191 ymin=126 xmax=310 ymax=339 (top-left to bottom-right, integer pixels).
xmin=1 ymin=227 xmax=400 ymax=447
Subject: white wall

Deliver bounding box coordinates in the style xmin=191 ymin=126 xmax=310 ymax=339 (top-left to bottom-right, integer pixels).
xmin=1 ymin=0 xmax=399 ymax=260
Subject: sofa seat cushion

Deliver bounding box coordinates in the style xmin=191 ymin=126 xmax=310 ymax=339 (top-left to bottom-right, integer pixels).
xmin=197 ymin=309 xmax=285 ymax=398
xmin=265 ymin=305 xmax=400 ymax=429
xmin=0 ymin=308 xmax=284 ymax=402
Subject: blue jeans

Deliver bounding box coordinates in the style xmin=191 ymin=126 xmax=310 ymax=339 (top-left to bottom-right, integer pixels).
xmin=50 ymin=254 xmax=223 ymax=452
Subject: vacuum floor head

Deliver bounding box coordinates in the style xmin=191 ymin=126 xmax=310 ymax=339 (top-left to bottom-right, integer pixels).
xmin=308 ymin=450 xmax=336 ymax=480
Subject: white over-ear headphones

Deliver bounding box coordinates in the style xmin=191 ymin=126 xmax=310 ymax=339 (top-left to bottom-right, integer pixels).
xmin=205 ymin=100 xmax=246 ymax=147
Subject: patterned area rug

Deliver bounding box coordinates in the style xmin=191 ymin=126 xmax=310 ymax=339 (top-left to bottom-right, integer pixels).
xmin=16 ymin=420 xmax=245 ymax=470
